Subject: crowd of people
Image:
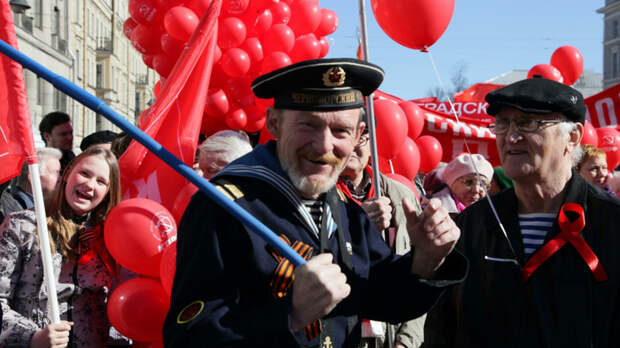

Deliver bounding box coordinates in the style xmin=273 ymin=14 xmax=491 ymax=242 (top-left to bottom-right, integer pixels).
xmin=1 ymin=57 xmax=620 ymax=348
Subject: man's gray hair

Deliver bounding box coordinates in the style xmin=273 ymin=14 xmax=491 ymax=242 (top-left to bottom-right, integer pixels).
xmin=199 ymin=130 xmax=253 ymax=163
xmin=16 ymin=147 xmax=62 ymax=188
xmin=557 ymin=121 xmax=584 ymax=165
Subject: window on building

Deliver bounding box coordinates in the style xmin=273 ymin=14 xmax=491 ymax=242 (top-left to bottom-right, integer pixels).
xmin=36 ymin=78 xmax=42 ymax=105
xmin=96 ymin=63 xmax=103 ymax=89
xmin=613 ymin=52 xmax=619 ymax=78
xmin=76 ymin=49 xmax=81 ymax=78
xmin=53 ymin=90 xmax=67 ymax=112
xmin=33 ymin=0 xmax=42 ymax=29
xmin=51 ymin=5 xmax=59 ymax=36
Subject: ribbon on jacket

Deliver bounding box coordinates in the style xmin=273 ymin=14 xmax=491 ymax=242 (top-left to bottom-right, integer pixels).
xmin=522 ymin=203 xmax=608 ymax=283
xmin=77 ymin=224 xmax=116 ymax=278
xmin=336 ymin=165 xmax=375 ymax=206
xmin=268 ymin=235 xmax=318 ymax=340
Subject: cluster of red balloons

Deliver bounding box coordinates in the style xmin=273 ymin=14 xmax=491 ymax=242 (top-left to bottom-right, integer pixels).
xmin=104 ymin=198 xmax=179 ymax=346
xmin=527 ymin=46 xmax=584 ymax=86
xmin=370 ymin=96 xmax=442 ymax=181
xmin=595 ymin=127 xmax=620 ymax=170
xmin=124 ymin=0 xmax=339 ymax=136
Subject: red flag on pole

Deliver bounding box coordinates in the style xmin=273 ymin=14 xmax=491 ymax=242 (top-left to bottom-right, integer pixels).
xmin=119 ymin=0 xmax=221 ymax=210
xmin=0 ymin=3 xmax=36 ymax=184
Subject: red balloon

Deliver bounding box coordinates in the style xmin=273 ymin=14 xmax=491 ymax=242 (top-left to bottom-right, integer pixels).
xmin=581 ymin=121 xmax=598 ymax=147
xmin=315 ymin=8 xmax=338 ymax=37
xmin=392 ymin=137 xmax=421 ymax=181
xmin=289 ymin=33 xmax=320 ymax=62
xmin=160 ymin=33 xmax=184 ymax=56
xmin=385 ymin=173 xmax=419 ymax=199
xmin=155 ymin=0 xmax=185 ymax=10
xmin=527 ymin=64 xmax=563 ymax=83
xmin=260 ymin=51 xmax=292 ymax=74
xmin=153 ymin=53 xmax=176 ymax=78
xmin=220 ymin=48 xmax=251 ymax=77
xmin=399 ymin=101 xmax=425 ymax=140
xmin=261 ymin=24 xmax=295 ymax=54
xmin=201 ymin=114 xmax=229 ymax=135
xmin=123 ymin=18 xmax=139 ymax=40
xmin=244 ymin=8 xmax=273 ymax=37
xmin=129 ymin=0 xmax=160 ymax=25
xmin=243 ymin=105 xmax=267 ymax=133
xmin=107 ymin=278 xmax=169 ymax=342
xmin=371 ymin=0 xmax=454 ymax=50
xmin=205 ymin=88 xmax=230 ymax=118
xmin=218 ymin=17 xmax=247 ymax=50
xmin=226 ymin=108 xmax=248 ymax=129
xmin=373 ymin=99 xmax=409 ymax=159
xmin=142 ymin=54 xmax=155 ymax=69
xmin=240 ymin=37 xmax=264 ymax=72
xmin=416 ymin=135 xmax=443 ymax=173
xmin=104 ymin=198 xmax=177 ymax=277
xmin=223 ymin=0 xmax=249 ymax=15
xmin=270 ymin=2 xmax=292 ymax=24
xmin=597 ymin=127 xmax=620 ymax=170
xmin=170 ymin=182 xmax=198 ymax=223
xmin=160 ymin=242 xmax=177 ymax=297
xmin=550 ymin=45 xmax=584 ymax=86
xmin=164 ymin=6 xmax=199 ymax=42
xmin=132 ymin=24 xmax=162 ymax=54
xmin=288 ymin=0 xmax=321 ymax=35
xmin=185 ymin=0 xmax=212 ymax=14
xmin=223 ymin=76 xmax=254 ymax=106
xmin=317 ymin=36 xmax=329 ymax=58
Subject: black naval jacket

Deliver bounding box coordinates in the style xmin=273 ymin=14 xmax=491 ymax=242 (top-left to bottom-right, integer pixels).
xmin=424 ymin=172 xmax=620 ymax=348
xmin=163 ymin=142 xmax=467 ymax=348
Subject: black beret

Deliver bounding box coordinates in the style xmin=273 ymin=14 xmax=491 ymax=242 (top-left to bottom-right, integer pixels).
xmin=485 ymin=77 xmax=586 ymax=124
xmin=80 ymin=130 xmax=118 ymax=151
xmin=251 ymin=58 xmax=384 ymax=111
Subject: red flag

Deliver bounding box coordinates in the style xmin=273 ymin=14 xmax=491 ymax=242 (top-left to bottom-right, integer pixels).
xmin=0 ymin=2 xmax=36 ymax=184
xmin=118 ymin=0 xmax=221 ymax=210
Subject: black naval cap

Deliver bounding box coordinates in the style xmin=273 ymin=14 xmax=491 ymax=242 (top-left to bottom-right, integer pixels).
xmin=251 ymin=58 xmax=384 ymax=111
xmin=485 ymin=76 xmax=586 ymax=124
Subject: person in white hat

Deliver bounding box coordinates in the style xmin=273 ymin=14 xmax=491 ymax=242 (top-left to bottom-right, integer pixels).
xmin=431 ymin=153 xmax=493 ymax=215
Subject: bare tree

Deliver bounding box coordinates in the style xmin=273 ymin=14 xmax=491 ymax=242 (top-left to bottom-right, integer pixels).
xmin=426 ymin=61 xmax=470 ymax=100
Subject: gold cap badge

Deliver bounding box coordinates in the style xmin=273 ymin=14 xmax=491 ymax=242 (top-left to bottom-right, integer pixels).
xmin=322 ymin=66 xmax=346 ymax=87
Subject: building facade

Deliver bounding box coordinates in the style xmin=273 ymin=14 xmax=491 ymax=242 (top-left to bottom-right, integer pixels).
xmin=598 ymin=0 xmax=620 ymax=89
xmin=11 ymin=0 xmax=156 ymax=149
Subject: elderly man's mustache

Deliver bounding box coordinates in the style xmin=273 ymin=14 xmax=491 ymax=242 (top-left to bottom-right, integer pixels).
xmin=303 ymin=152 xmax=341 ymax=166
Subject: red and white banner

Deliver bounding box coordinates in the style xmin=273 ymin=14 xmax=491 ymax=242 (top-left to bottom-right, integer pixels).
xmin=119 ymin=1 xmax=220 ymax=210
xmin=0 ymin=3 xmax=36 ymax=184
xmin=585 ymin=83 xmax=620 ymax=128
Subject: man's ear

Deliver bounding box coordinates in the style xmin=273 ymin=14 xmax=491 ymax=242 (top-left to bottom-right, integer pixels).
xmin=568 ymin=123 xmax=584 ymax=151
xmin=266 ymin=108 xmax=281 ymax=139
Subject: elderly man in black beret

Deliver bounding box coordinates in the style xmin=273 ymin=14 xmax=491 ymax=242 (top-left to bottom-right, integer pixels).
xmin=163 ymin=58 xmax=467 ymax=348
xmin=425 ymin=77 xmax=620 ymax=347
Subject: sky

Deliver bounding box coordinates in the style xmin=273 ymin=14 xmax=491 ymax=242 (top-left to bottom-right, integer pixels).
xmin=324 ymin=0 xmax=604 ymax=100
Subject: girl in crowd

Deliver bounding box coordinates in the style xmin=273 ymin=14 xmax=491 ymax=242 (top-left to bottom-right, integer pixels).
xmin=0 ymin=147 xmax=121 ymax=348
xmin=430 ymin=153 xmax=494 ymax=216
xmin=577 ymin=144 xmax=612 ymax=192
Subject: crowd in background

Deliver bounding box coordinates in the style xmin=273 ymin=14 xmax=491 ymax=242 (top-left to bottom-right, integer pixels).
xmin=1 ymin=102 xmax=620 ymax=348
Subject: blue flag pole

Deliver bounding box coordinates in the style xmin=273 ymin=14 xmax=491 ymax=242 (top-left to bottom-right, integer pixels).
xmin=0 ymin=39 xmax=307 ymax=266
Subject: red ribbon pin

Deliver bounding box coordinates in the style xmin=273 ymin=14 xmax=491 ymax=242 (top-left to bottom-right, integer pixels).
xmin=522 ymin=203 xmax=608 ymax=283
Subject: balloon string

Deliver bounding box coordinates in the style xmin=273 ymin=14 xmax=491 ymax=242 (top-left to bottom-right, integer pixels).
xmin=426 ymin=49 xmax=519 ymax=263
xmin=388 ymin=159 xmax=395 ymax=174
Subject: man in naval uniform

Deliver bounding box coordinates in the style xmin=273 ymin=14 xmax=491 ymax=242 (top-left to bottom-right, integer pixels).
xmin=163 ymin=58 xmax=468 ymax=348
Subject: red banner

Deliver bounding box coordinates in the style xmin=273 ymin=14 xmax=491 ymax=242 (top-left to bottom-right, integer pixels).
xmin=119 ymin=0 xmax=220 ymax=210
xmin=584 ymin=83 xmax=620 ymax=128
xmin=0 ymin=2 xmax=36 ymax=184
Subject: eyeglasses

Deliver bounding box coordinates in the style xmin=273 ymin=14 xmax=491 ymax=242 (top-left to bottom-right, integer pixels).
xmin=489 ymin=118 xmax=563 ymax=135
xmin=358 ymin=134 xmax=370 ymax=146
xmin=457 ymin=177 xmax=490 ymax=191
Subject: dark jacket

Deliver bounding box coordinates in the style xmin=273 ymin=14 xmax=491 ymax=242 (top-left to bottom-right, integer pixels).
xmin=424 ymin=173 xmax=620 ymax=348
xmin=163 ymin=142 xmax=467 ymax=348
